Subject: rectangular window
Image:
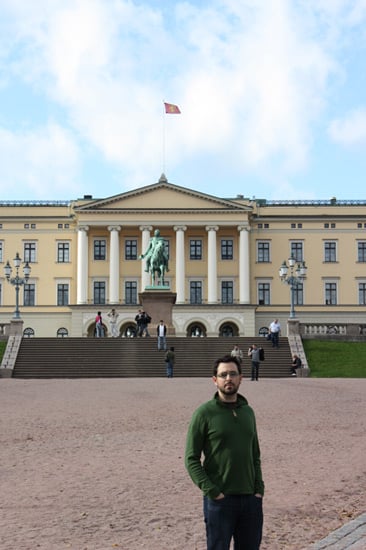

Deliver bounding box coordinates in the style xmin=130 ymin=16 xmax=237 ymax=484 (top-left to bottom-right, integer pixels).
xmin=24 ymin=242 xmax=36 ymax=263
xmin=164 ymin=239 xmax=170 ymax=260
xmin=0 ymin=283 xmax=2 ymax=306
xmin=258 ymin=283 xmax=270 ymax=305
xmin=93 ymin=281 xmax=106 ymax=304
xmin=291 ymin=242 xmax=303 ymax=262
xmin=257 ymin=241 xmax=270 ymax=263
xmin=359 ymin=283 xmax=366 ymax=305
xmin=125 ymin=281 xmax=137 ymax=305
xmin=94 ymin=239 xmax=106 ymax=260
xmin=358 ymin=242 xmax=366 ymax=262
xmin=23 ymin=283 xmax=35 ymax=306
xmin=0 ymin=241 xmax=2 ymax=262
xmin=57 ymin=284 xmax=69 ymax=306
xmin=293 ymin=282 xmax=304 ymax=305
xmin=190 ymin=281 xmax=202 ymax=304
xmin=190 ymin=239 xmax=202 ymax=260
xmin=57 ymin=242 xmax=70 ymax=263
xmin=324 ymin=241 xmax=337 ymax=262
xmin=221 ymin=239 xmax=233 ymax=260
xmin=125 ymin=240 xmax=137 ymax=260
xmin=325 ymin=282 xmax=337 ymax=305
xmin=221 ymin=281 xmax=233 ymax=304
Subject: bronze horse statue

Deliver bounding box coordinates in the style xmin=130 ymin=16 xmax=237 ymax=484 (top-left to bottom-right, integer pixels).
xmin=148 ymin=240 xmax=169 ymax=286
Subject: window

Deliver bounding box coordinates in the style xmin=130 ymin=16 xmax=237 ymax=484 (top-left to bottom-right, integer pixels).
xmin=94 ymin=239 xmax=106 ymax=260
xmin=291 ymin=242 xmax=303 ymax=262
xmin=221 ymin=239 xmax=233 ymax=260
xmin=57 ymin=284 xmax=69 ymax=306
xmin=24 ymin=242 xmax=36 ymax=263
xmin=190 ymin=239 xmax=202 ymax=260
xmin=23 ymin=283 xmax=35 ymax=306
xmin=190 ymin=281 xmax=202 ymax=304
xmin=57 ymin=328 xmax=69 ymax=338
xmin=257 ymin=241 xmax=270 ymax=263
xmin=57 ymin=242 xmax=70 ymax=263
xmin=324 ymin=241 xmax=337 ymax=262
xmin=0 ymin=241 xmax=3 ymax=262
xmin=0 ymin=283 xmax=2 ymax=305
xmin=359 ymin=283 xmax=366 ymax=305
xmin=221 ymin=281 xmax=233 ymax=304
xmin=325 ymin=282 xmax=337 ymax=305
xmin=293 ymin=282 xmax=304 ymax=305
xmin=125 ymin=281 xmax=137 ymax=305
xmin=23 ymin=327 xmax=35 ymax=337
xmin=93 ymin=281 xmax=106 ymax=304
xmin=258 ymin=283 xmax=270 ymax=305
xmin=358 ymin=242 xmax=366 ymax=262
xmin=58 ymin=224 xmax=63 ymax=229
xmin=125 ymin=240 xmax=137 ymax=260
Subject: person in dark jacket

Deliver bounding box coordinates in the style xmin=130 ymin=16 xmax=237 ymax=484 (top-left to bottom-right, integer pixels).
xmin=157 ymin=320 xmax=167 ymax=350
xmin=165 ymin=346 xmax=175 ymax=378
xmin=185 ymin=355 xmax=264 ymax=550
xmin=291 ymin=354 xmax=302 ymax=376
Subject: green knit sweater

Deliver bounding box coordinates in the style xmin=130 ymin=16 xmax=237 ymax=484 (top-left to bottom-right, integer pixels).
xmin=185 ymin=393 xmax=264 ymax=499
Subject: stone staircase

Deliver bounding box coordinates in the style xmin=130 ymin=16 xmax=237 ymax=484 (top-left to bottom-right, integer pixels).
xmin=12 ymin=337 xmax=293 ymax=378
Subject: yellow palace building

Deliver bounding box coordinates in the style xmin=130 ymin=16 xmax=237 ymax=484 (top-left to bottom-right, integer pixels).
xmin=1 ymin=174 xmax=366 ymax=338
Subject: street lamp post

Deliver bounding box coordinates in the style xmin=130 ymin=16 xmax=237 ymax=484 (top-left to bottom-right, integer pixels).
xmin=4 ymin=252 xmax=31 ymax=319
xmin=279 ymin=255 xmax=307 ymax=319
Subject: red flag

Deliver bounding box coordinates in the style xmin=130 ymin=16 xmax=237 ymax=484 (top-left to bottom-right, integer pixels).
xmin=164 ymin=102 xmax=181 ymax=114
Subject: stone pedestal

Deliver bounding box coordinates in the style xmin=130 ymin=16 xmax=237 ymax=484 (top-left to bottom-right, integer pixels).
xmin=139 ymin=290 xmax=177 ymax=335
xmin=287 ymin=318 xmax=300 ymax=336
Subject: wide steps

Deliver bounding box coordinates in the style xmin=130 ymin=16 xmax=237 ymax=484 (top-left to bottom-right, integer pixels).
xmin=13 ymin=337 xmax=293 ymax=378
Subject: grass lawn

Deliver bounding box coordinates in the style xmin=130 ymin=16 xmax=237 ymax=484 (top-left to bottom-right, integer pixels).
xmin=303 ymin=340 xmax=366 ymax=377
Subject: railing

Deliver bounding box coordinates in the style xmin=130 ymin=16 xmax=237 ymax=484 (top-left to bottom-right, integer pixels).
xmin=301 ymin=323 xmax=366 ymax=336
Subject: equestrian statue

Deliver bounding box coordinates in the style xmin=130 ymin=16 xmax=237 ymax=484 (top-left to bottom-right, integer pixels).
xmin=139 ymin=229 xmax=169 ymax=287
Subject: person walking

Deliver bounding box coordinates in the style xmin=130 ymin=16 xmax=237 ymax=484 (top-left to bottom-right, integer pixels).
xmin=248 ymin=344 xmax=261 ymax=381
xmin=185 ymin=355 xmax=264 ymax=550
xmin=107 ymin=308 xmax=119 ymax=337
xmin=135 ymin=309 xmax=144 ymax=337
xmin=269 ymin=318 xmax=281 ymax=348
xmin=164 ymin=346 xmax=175 ymax=378
xmin=157 ymin=320 xmax=167 ymax=350
xmin=95 ymin=311 xmax=104 ymax=338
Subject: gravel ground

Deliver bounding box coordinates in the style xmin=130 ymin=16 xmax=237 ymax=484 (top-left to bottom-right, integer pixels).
xmin=0 ymin=377 xmax=365 ymax=550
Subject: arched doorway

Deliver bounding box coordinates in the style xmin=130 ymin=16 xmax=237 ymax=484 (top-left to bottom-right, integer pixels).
xmin=219 ymin=322 xmax=239 ymax=337
xmin=187 ymin=322 xmax=206 ymax=337
xmin=121 ymin=323 xmax=137 ymax=338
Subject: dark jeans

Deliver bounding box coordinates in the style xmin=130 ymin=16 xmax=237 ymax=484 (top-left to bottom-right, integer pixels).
xmin=271 ymin=332 xmax=279 ymax=347
xmin=251 ymin=361 xmax=260 ymax=381
xmin=204 ymin=494 xmax=263 ymax=550
xmin=166 ymin=361 xmax=173 ymax=378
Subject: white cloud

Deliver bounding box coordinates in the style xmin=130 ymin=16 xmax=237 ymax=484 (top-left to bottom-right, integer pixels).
xmin=328 ymin=108 xmax=366 ymax=146
xmin=0 ymin=123 xmax=82 ymax=198
xmin=0 ymin=0 xmax=365 ymax=198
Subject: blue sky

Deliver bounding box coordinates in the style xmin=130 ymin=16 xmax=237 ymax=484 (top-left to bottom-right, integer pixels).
xmin=0 ymin=0 xmax=365 ymax=201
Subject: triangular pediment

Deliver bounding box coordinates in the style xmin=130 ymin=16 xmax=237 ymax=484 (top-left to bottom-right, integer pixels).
xmin=75 ymin=176 xmax=251 ymax=212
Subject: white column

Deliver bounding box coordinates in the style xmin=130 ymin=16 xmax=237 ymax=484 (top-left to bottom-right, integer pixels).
xmin=77 ymin=226 xmax=89 ymax=304
xmin=140 ymin=225 xmax=153 ymax=290
xmin=238 ymin=225 xmax=250 ymax=304
xmin=108 ymin=225 xmax=121 ymax=304
xmin=174 ymin=225 xmax=187 ymax=303
xmin=206 ymin=226 xmax=218 ymax=303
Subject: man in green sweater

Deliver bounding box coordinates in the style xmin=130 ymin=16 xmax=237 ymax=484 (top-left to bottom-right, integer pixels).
xmin=185 ymin=355 xmax=264 ymax=549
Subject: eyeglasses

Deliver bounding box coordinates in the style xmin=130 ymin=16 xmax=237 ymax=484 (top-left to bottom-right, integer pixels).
xmin=216 ymin=371 xmax=240 ymax=379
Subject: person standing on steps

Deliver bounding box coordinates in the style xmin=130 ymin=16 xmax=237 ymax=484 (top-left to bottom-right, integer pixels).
xmin=107 ymin=308 xmax=119 ymax=337
xmin=95 ymin=311 xmax=104 ymax=338
xmin=157 ymin=320 xmax=167 ymax=350
xmin=269 ymin=319 xmax=281 ymax=348
xmin=165 ymin=346 xmax=175 ymax=378
xmin=248 ymin=344 xmax=261 ymax=381
xmin=185 ymin=355 xmax=264 ymax=550
xmin=231 ymin=344 xmax=243 ymax=365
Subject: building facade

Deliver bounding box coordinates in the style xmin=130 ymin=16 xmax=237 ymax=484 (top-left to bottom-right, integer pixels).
xmin=1 ymin=175 xmax=366 ymax=337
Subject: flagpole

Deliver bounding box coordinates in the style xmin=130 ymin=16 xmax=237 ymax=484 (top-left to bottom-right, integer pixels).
xmin=162 ymin=100 xmax=166 ymax=174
